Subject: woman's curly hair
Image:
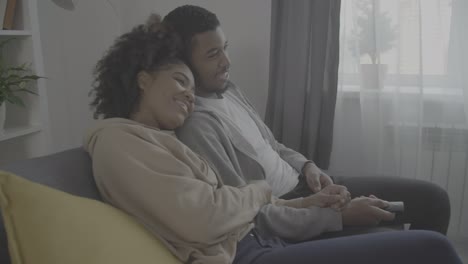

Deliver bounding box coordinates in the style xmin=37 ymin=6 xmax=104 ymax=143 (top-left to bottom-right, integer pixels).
xmin=90 ymin=14 xmax=184 ymax=119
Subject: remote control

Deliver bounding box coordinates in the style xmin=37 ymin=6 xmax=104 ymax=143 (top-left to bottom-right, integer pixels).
xmin=385 ymin=201 xmax=404 ymax=213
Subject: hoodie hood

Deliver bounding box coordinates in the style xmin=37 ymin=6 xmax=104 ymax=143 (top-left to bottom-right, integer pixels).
xmin=84 ymin=118 xmax=139 ymax=155
xmin=83 ymin=118 xmax=173 ymax=155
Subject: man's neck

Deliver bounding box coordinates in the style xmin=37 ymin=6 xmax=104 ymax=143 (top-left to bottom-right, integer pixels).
xmin=196 ymin=90 xmax=223 ymax=99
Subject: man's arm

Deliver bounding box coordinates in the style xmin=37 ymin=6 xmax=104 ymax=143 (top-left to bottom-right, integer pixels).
xmin=176 ymin=113 xmax=344 ymax=240
xmin=274 ymin=141 xmax=311 ymax=172
xmin=263 ymin=128 xmax=335 ymax=192
xmin=230 ymin=85 xmax=329 ymax=188
xmin=229 ymin=85 xmax=313 ymax=174
xmin=227 ymin=85 xmax=309 ymax=171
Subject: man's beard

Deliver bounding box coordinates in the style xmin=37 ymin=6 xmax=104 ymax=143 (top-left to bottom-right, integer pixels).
xmin=194 ymin=78 xmax=232 ymax=98
xmin=216 ymin=80 xmax=231 ymax=95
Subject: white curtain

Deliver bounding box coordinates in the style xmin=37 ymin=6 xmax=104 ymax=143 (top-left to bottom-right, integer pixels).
xmin=331 ymin=0 xmax=468 ymax=237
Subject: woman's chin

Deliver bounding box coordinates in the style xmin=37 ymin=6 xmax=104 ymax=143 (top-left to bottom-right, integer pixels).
xmin=162 ymin=116 xmax=186 ymax=131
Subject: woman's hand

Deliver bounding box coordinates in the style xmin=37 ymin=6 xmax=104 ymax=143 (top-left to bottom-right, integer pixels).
xmin=301 ymin=184 xmax=351 ymax=210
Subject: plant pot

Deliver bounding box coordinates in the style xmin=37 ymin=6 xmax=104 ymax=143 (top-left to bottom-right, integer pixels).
xmin=0 ymin=102 xmax=5 ymax=135
xmin=360 ymin=64 xmax=388 ymax=90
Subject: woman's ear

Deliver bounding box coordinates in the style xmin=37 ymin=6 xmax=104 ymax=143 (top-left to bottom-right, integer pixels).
xmin=137 ymin=71 xmax=152 ymax=91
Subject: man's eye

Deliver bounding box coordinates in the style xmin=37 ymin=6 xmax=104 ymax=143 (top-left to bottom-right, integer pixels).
xmin=208 ymin=50 xmax=219 ymax=58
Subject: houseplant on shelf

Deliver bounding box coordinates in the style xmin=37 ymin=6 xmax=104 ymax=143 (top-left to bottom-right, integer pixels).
xmin=348 ymin=0 xmax=397 ymax=90
xmin=0 ymin=38 xmax=43 ymax=135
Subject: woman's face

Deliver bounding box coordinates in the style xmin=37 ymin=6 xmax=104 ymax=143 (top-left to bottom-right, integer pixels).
xmin=133 ymin=63 xmax=195 ymax=130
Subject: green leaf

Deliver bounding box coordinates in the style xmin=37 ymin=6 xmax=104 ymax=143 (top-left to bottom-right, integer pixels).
xmin=6 ymin=80 xmax=27 ymax=87
xmin=5 ymin=95 xmax=25 ymax=107
xmin=0 ymin=40 xmax=46 ymax=107
xmin=20 ymin=75 xmax=43 ymax=80
xmin=0 ymin=38 xmax=16 ymax=50
xmin=7 ymin=67 xmax=28 ymax=72
xmin=16 ymin=89 xmax=38 ymax=95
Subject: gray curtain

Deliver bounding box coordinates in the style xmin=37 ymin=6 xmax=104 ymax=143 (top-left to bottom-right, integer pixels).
xmin=266 ymin=0 xmax=341 ymax=169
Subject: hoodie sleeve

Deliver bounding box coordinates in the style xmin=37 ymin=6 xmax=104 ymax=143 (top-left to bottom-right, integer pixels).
xmin=273 ymin=141 xmax=311 ymax=173
xmin=89 ymin=127 xmax=271 ymax=244
xmin=255 ymin=204 xmax=343 ymax=242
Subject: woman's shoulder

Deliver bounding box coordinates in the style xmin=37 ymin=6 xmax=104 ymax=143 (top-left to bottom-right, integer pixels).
xmin=84 ymin=118 xmax=179 ymax=153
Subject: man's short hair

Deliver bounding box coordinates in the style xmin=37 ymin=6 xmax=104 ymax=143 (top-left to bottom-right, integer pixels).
xmin=163 ymin=5 xmax=220 ymax=60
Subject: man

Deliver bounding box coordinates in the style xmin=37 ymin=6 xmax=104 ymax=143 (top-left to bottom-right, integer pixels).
xmin=165 ymin=5 xmax=450 ymax=236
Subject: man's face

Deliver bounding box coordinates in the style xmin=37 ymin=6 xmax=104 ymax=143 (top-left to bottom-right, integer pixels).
xmin=190 ymin=26 xmax=231 ymax=96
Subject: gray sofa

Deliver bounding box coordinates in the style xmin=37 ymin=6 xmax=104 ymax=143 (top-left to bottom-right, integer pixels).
xmin=0 ymin=148 xmax=99 ymax=264
xmin=0 ymin=148 xmax=405 ymax=263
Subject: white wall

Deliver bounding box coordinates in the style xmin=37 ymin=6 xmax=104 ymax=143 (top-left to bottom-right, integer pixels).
xmin=38 ymin=0 xmax=271 ymax=153
xmin=38 ymin=0 xmax=121 ymax=152
xmin=121 ymin=0 xmax=272 ymax=117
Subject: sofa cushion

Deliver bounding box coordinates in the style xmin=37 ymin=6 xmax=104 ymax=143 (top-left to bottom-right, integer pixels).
xmin=0 ymin=148 xmax=100 ymax=263
xmin=0 ymin=148 xmax=100 ymax=200
xmin=0 ymin=171 xmax=181 ymax=264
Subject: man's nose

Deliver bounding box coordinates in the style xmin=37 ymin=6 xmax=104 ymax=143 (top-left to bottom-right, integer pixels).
xmin=219 ymin=51 xmax=231 ymax=69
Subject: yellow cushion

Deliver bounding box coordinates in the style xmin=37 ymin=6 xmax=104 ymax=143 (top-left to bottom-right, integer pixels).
xmin=0 ymin=171 xmax=181 ymax=264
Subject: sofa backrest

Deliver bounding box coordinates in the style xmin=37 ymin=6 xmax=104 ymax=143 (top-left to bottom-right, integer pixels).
xmin=0 ymin=148 xmax=100 ymax=264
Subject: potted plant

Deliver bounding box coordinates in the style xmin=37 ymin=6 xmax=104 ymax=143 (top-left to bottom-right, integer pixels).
xmin=0 ymin=38 xmax=43 ymax=134
xmin=348 ymin=0 xmax=397 ymax=90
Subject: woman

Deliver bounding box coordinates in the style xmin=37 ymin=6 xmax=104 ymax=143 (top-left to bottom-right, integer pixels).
xmin=85 ymin=15 xmax=462 ymax=264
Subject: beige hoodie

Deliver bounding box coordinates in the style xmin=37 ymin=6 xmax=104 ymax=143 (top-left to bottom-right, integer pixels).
xmin=84 ymin=118 xmax=272 ymax=264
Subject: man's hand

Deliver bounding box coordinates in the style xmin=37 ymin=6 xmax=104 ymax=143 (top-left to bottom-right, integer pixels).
xmin=302 ymin=162 xmax=333 ymax=193
xmin=301 ymin=184 xmax=351 ymax=210
xmin=341 ymin=196 xmax=395 ymax=226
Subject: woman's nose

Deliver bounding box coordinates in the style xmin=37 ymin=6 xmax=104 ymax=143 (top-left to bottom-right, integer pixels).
xmin=185 ymin=90 xmax=195 ymax=103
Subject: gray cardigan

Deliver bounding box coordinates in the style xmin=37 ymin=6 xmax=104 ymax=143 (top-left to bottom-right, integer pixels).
xmin=176 ymin=84 xmax=342 ymax=241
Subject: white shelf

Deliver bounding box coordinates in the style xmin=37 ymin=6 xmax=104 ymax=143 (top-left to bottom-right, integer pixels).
xmin=0 ymin=0 xmax=50 ymax=163
xmin=0 ymin=125 xmax=42 ymax=142
xmin=0 ymin=30 xmax=32 ymax=36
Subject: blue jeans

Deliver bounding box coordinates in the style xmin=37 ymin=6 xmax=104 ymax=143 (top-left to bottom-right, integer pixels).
xmin=233 ymin=229 xmax=462 ymax=264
